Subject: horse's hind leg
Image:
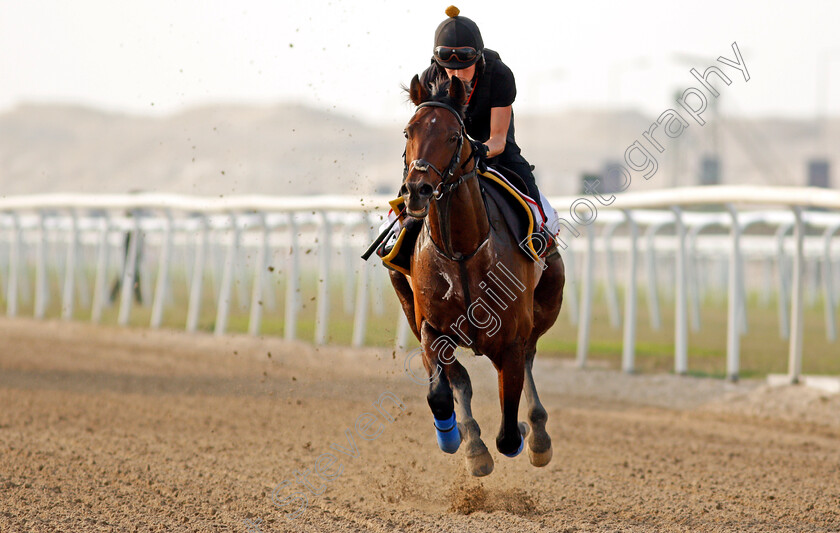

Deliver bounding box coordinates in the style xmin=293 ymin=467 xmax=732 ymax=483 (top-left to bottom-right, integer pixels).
xmin=523 ymin=348 xmax=552 ymax=467
xmin=522 ymin=252 xmax=564 ymax=467
xmin=446 ymin=360 xmax=494 ymax=477
xmin=495 ymin=346 xmax=526 ymax=458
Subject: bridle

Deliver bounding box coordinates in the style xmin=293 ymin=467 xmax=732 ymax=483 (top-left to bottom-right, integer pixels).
xmin=401 ymin=100 xmax=487 ymax=261
xmin=402 ymin=101 xmax=477 ymax=200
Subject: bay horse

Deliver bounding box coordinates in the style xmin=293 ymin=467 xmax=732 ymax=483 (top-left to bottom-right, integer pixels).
xmin=389 ymin=74 xmax=565 ymax=476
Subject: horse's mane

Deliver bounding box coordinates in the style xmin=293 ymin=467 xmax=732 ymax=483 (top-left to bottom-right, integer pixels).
xmin=403 ymin=77 xmax=470 ymax=119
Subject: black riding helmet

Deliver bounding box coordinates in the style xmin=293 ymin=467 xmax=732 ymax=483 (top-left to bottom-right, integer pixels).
xmin=433 ymin=6 xmax=484 ymax=69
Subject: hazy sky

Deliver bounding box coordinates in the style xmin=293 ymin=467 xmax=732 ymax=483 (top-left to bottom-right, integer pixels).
xmin=1 ymin=0 xmax=839 ymax=125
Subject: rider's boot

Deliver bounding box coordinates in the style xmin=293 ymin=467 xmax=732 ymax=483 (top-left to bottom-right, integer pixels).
xmin=378 ymin=217 xmax=423 ymax=272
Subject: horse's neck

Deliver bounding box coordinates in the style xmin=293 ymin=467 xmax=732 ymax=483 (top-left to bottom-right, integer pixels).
xmin=428 ymin=174 xmax=489 ymax=259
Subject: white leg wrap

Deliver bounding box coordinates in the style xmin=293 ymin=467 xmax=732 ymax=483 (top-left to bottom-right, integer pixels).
xmin=538 ymin=191 xmax=561 ymax=237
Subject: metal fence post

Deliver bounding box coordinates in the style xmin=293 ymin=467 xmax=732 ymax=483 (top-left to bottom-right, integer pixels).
xmin=673 ymin=207 xmax=688 ymax=374
xmin=351 ymin=222 xmax=376 ymax=347
xmin=725 ymin=204 xmax=741 ymax=381
xmin=214 ymin=214 xmax=240 ymax=336
xmin=622 ymin=210 xmax=638 ymax=374
xmin=91 ymin=215 xmax=111 ymax=323
xmin=6 ymin=213 xmax=21 ymax=317
xmin=563 ymin=244 xmax=579 ymax=326
xmin=186 ymin=217 xmax=208 ymax=333
xmin=284 ymin=213 xmax=300 ymax=341
xmin=395 ymin=312 xmax=410 ymax=351
xmin=151 ymin=210 xmax=173 ymax=328
xmin=315 ymin=211 xmax=332 ymax=344
xmin=117 ymin=212 xmax=141 ymax=326
xmin=644 ymin=223 xmax=664 ymax=331
xmin=34 ymin=212 xmax=48 ymax=319
xmin=62 ymin=211 xmax=80 ymax=321
xmin=823 ymin=225 xmax=840 ymax=341
xmin=788 ymin=207 xmax=805 ymax=384
xmin=342 ymin=223 xmax=356 ymax=315
xmin=248 ymin=214 xmax=270 ymax=336
xmin=775 ymin=224 xmax=792 ymax=340
xmin=687 ymin=226 xmax=703 ymax=332
xmin=603 ymin=221 xmax=622 ymax=329
xmin=576 ymin=225 xmax=595 ymax=368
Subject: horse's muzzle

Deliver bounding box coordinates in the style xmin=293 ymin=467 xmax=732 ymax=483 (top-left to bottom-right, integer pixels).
xmin=402 ymin=180 xmax=434 ymax=218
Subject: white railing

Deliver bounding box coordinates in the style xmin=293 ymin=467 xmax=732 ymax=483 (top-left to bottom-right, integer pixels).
xmin=0 ymin=187 xmax=838 ymax=383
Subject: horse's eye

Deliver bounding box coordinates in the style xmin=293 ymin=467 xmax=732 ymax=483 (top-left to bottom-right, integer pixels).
xmin=450 ymin=134 xmax=460 ymax=143
xmin=403 ymin=130 xmax=409 ymax=139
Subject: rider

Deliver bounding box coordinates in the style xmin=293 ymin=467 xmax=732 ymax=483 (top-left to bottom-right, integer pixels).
xmin=421 ymin=6 xmax=554 ymax=222
xmin=377 ymin=5 xmax=557 ymax=265
xmin=420 ymin=6 xmax=554 ymax=227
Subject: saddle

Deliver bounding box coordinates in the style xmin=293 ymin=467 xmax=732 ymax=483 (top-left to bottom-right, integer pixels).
xmin=379 ymin=167 xmax=555 ymax=275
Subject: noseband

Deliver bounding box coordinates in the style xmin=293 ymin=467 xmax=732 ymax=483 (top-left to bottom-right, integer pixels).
xmin=402 ymin=101 xmax=477 ymax=200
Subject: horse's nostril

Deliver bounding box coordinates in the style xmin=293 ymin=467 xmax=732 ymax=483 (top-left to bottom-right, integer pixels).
xmin=399 ymin=185 xmax=408 ymax=196
xmin=419 ymin=184 xmax=433 ymax=197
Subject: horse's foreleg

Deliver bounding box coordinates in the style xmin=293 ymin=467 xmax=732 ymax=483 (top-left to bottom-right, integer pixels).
xmin=420 ymin=321 xmax=461 ymax=454
xmin=388 ymin=270 xmax=421 ymax=340
xmin=523 ymin=348 xmax=552 ymax=467
xmin=495 ymin=347 xmax=526 ymax=458
xmin=446 ymin=360 xmax=494 ymax=476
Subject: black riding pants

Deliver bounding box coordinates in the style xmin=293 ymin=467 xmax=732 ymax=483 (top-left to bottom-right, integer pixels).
xmin=492 ymin=151 xmax=541 ymax=202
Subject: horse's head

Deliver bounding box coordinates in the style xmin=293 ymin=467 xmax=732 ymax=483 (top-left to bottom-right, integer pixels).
xmin=400 ymin=74 xmax=471 ymax=218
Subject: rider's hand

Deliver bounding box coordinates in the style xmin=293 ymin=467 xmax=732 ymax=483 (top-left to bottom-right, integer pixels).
xmin=471 ymin=140 xmax=489 ymax=162
xmin=471 ymin=140 xmax=490 ymax=173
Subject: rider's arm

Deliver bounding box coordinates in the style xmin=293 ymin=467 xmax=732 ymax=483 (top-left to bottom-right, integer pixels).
xmin=485 ymin=105 xmax=511 ymax=158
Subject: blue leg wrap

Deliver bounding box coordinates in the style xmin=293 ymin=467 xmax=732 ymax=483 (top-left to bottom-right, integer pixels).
xmin=433 ymin=412 xmax=461 ymax=454
xmin=501 ymin=434 xmax=524 ymax=458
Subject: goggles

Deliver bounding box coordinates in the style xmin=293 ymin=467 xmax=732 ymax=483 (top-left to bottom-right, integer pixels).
xmin=434 ymin=46 xmax=479 ymax=64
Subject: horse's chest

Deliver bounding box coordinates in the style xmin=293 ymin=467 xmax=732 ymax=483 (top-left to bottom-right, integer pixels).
xmin=410 ymin=242 xmax=470 ymax=322
xmin=412 ymin=269 xmax=462 ymax=307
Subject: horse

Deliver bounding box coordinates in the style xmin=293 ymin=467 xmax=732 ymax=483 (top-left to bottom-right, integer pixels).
xmin=388 ymin=74 xmax=565 ymax=476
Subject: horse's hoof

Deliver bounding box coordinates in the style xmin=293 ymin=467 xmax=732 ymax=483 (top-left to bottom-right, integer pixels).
xmin=500 ymin=434 xmax=524 ymax=458
xmin=527 ymin=443 xmax=553 ymax=467
xmin=466 ymin=450 xmax=494 ymax=477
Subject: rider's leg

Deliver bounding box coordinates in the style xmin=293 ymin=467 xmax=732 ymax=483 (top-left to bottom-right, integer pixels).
xmin=377 ymin=209 xmax=423 ymax=267
xmin=497 ymin=155 xmax=560 ymax=244
xmin=495 ymin=153 xmax=550 ymax=211
xmin=496 ymin=157 xmax=540 ymax=199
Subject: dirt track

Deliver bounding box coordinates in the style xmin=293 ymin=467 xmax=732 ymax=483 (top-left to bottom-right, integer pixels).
xmin=1 ymin=318 xmax=839 ymax=532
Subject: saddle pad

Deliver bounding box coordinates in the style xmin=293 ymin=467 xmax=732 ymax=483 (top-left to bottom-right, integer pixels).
xmin=482 ymin=166 xmax=546 ymax=226
xmin=380 ymin=196 xmax=411 ymax=276
xmin=478 ymin=170 xmax=542 ymax=261
xmin=487 ymin=164 xmax=530 ymax=204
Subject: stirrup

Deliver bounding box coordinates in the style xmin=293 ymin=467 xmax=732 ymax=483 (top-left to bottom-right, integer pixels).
xmin=376 ymin=231 xmax=397 ymax=258
xmin=539 ymin=227 xmax=560 ymax=258
xmin=380 ymin=218 xmax=422 ymax=274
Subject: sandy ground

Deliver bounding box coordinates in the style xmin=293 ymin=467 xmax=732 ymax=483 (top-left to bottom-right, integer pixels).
xmin=1 ymin=318 xmax=839 ymax=533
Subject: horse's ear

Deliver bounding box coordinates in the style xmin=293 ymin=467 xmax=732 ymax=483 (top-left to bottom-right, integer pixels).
xmin=448 ymin=76 xmax=468 ymax=105
xmin=409 ymin=74 xmax=429 ymax=106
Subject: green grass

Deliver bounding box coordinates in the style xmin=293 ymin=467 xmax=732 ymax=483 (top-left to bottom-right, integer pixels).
xmin=4 ymin=267 xmax=838 ymax=379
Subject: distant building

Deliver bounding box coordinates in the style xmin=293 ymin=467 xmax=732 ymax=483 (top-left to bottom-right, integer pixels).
xmin=807 ymin=159 xmax=831 ymax=188
xmin=699 ymin=156 xmax=720 ymax=186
